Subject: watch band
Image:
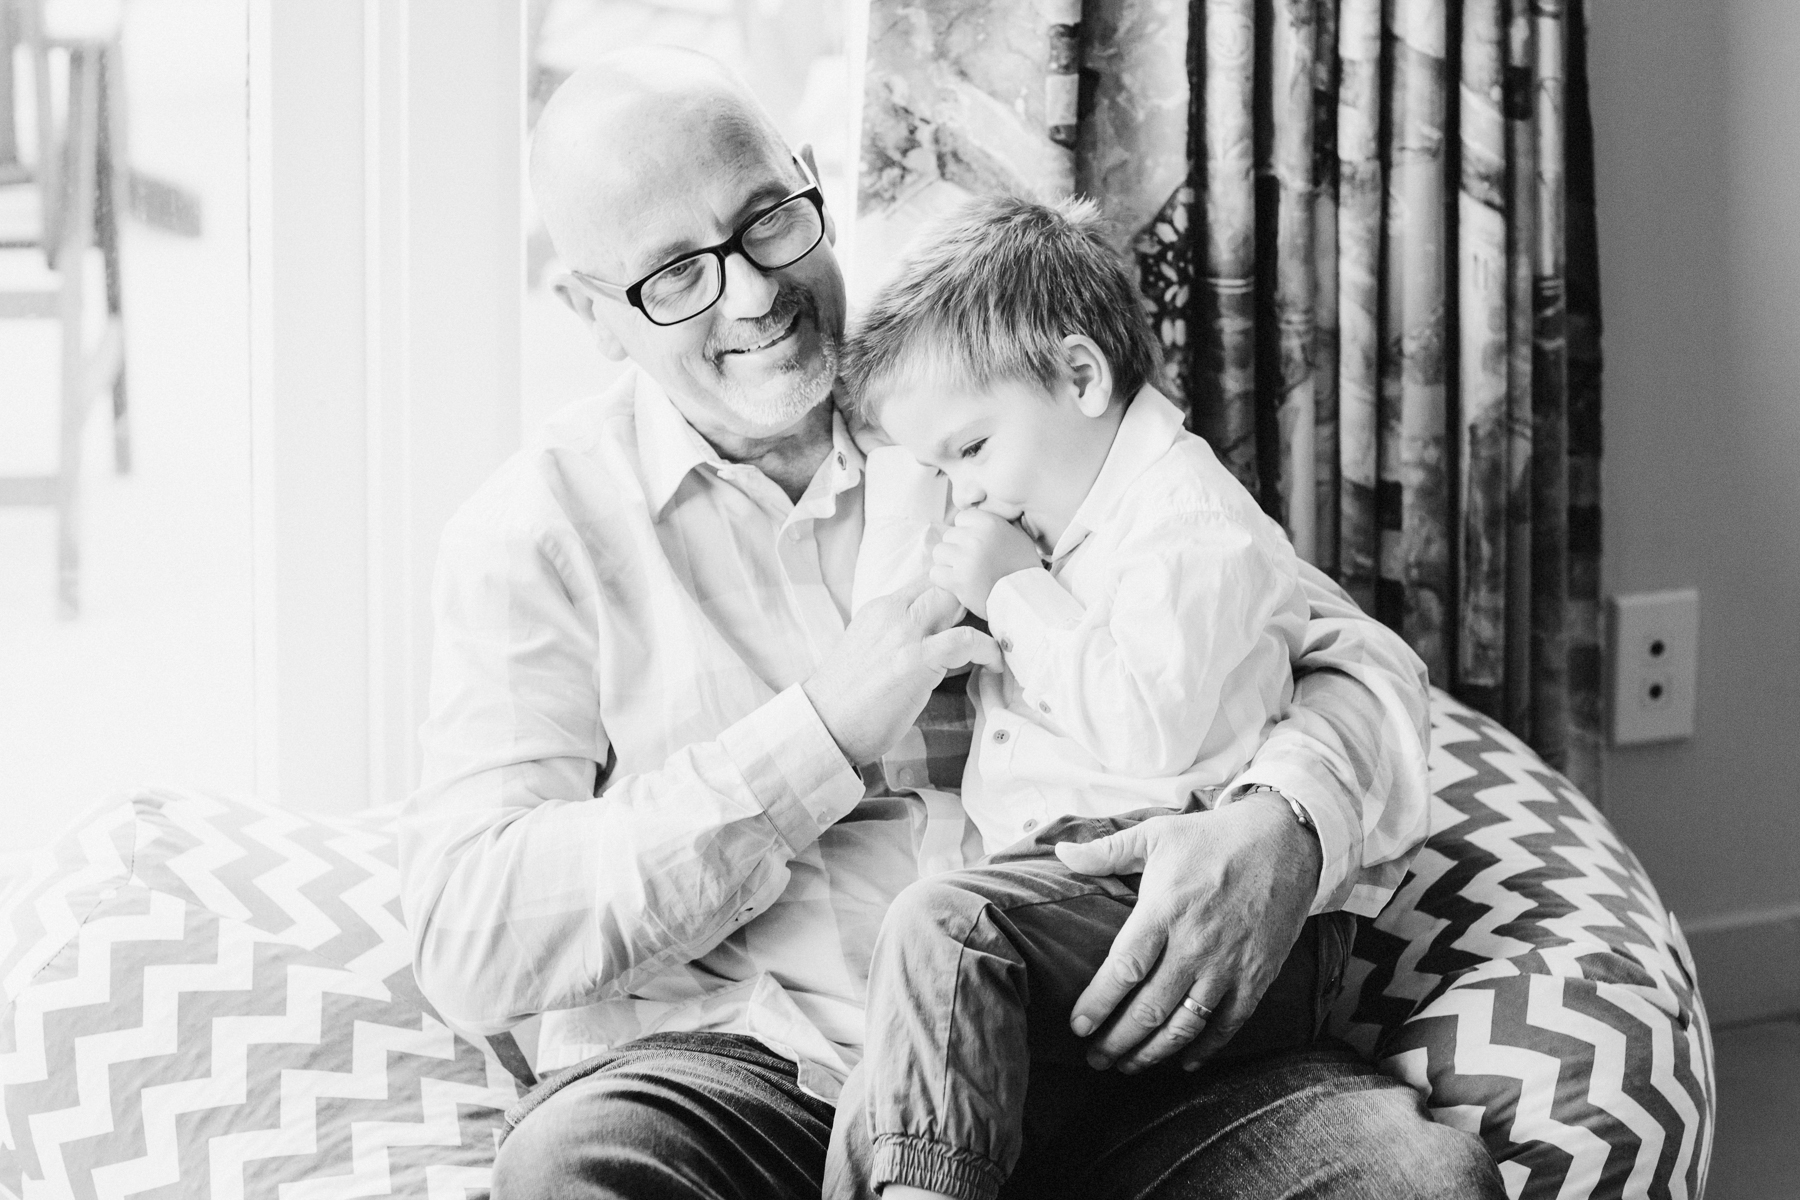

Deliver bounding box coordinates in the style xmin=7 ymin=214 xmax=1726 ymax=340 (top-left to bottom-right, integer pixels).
xmin=1241 ymin=784 xmax=1316 ymax=835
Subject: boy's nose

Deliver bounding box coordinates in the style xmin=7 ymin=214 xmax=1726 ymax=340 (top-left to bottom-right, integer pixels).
xmin=950 ymin=475 xmax=985 ymax=510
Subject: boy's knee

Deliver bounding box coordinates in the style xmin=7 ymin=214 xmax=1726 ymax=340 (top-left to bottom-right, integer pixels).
xmin=883 ymin=874 xmax=996 ymax=946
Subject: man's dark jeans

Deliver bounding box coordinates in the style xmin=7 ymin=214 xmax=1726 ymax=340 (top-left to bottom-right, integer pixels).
xmin=491 ymin=1032 xmax=1504 ymax=1200
xmin=493 ymin=812 xmax=1505 ymax=1200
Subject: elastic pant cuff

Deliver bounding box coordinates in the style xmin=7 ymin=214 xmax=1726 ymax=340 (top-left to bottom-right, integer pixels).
xmin=870 ymin=1133 xmax=1005 ymax=1200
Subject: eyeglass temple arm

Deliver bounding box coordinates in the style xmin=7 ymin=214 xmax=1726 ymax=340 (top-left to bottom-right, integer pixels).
xmin=572 ymin=269 xmax=630 ymax=298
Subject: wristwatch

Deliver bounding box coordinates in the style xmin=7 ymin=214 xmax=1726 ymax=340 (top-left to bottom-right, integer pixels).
xmin=1241 ymin=784 xmax=1317 ymax=837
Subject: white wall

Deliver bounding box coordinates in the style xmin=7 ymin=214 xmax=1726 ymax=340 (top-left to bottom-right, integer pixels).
xmin=1590 ymin=0 xmax=1800 ymax=1023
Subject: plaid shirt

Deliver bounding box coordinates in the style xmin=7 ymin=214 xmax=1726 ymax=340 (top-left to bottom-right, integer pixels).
xmin=400 ymin=366 xmax=1431 ymax=1098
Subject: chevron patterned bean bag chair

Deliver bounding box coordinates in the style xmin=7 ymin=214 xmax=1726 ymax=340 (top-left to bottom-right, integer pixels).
xmin=1325 ymin=693 xmax=1716 ymax=1200
xmin=0 ymin=691 xmax=1714 ymax=1199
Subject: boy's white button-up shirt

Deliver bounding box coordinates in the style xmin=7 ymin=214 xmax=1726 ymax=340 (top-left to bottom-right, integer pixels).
xmin=857 ymin=387 xmax=1432 ymax=918
xmin=402 ymin=368 xmax=1431 ymax=1097
xmin=968 ymin=388 xmax=1310 ymax=849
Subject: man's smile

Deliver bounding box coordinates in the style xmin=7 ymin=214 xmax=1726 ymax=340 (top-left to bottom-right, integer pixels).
xmin=722 ymin=309 xmax=801 ymax=358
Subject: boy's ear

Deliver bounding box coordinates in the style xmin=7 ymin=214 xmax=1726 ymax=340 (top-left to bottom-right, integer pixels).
xmin=554 ymin=273 xmax=629 ymax=362
xmin=1062 ymin=334 xmax=1114 ymax=419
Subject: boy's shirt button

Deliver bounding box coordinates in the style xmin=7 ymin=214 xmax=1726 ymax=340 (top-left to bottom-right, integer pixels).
xmin=993 ymin=729 xmax=1010 ymax=744
xmin=998 ymin=637 xmax=1014 ymax=652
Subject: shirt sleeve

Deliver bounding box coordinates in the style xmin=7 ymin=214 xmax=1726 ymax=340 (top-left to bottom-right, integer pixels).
xmin=398 ymin=498 xmax=865 ymax=1035
xmin=985 ymin=510 xmax=1307 ymax=780
xmin=850 ymin=447 xmax=950 ymax=616
xmin=1221 ymin=560 xmax=1434 ymax=917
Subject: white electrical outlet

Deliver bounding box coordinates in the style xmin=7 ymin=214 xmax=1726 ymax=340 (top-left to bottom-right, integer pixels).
xmin=1607 ymin=588 xmax=1699 ymax=746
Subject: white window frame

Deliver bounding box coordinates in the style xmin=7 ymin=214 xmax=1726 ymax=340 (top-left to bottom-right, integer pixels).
xmin=248 ymin=0 xmax=524 ymax=812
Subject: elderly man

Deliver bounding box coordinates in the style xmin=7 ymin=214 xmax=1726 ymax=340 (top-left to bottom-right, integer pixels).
xmin=399 ymin=46 xmax=1503 ymax=1200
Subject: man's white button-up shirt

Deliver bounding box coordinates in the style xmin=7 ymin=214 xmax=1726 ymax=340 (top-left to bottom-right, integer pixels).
xmin=400 ymin=368 xmax=1432 ymax=1099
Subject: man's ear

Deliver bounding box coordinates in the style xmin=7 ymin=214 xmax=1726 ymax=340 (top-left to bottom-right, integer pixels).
xmin=1062 ymin=334 xmax=1115 ymax=419
xmin=553 ymin=273 xmax=629 ymax=362
xmin=798 ymin=143 xmax=838 ymax=246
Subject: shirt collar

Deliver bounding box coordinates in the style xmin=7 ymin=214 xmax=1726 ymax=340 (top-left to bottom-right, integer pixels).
xmin=635 ymin=373 xmax=724 ymax=515
xmin=633 ymin=371 xmax=866 ymax=517
xmin=1046 ymin=384 xmax=1186 ymax=562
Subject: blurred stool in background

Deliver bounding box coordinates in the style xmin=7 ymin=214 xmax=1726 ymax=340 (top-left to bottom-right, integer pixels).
xmin=0 ymin=0 xmax=128 ymax=617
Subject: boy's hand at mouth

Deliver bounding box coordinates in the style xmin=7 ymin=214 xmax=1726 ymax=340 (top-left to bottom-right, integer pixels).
xmin=929 ymin=508 xmax=1042 ymax=620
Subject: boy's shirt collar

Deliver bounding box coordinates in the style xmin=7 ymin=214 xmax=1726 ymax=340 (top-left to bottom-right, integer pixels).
xmin=1045 ymin=384 xmax=1186 ymax=562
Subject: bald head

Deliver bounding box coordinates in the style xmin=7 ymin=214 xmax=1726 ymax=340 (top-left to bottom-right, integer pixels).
xmin=529 ymin=48 xmax=845 ymax=449
xmin=530 ymin=47 xmax=794 ymax=275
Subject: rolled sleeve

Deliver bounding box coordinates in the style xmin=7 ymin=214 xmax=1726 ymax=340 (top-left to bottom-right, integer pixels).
xmin=718 ymin=683 xmax=866 ymax=853
xmin=1226 ymin=563 xmax=1434 ymax=918
xmin=1221 ymin=770 xmax=1361 ymax=916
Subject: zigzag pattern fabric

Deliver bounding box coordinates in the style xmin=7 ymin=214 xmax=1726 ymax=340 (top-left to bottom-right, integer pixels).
xmin=1328 ymin=693 xmax=1716 ymax=1200
xmin=0 ymin=789 xmax=518 ymax=1199
xmin=1 ymin=697 xmax=1714 ymax=1199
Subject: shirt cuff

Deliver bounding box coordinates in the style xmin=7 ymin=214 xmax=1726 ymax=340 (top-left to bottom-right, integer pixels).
xmin=985 ymin=567 xmax=1083 ymax=691
xmin=715 ymin=683 xmax=866 ymax=854
xmin=1222 ymin=766 xmax=1359 ymax=917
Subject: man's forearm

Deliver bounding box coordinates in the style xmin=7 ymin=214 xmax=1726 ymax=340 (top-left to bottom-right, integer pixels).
xmin=402 ymin=684 xmax=864 ymax=1032
xmin=1231 ymin=562 xmax=1433 ymax=916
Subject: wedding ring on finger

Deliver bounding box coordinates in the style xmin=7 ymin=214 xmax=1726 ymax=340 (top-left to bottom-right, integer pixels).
xmin=1180 ymin=996 xmax=1215 ymax=1022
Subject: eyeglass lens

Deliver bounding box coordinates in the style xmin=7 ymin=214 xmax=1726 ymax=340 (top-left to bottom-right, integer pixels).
xmin=639 ymin=195 xmax=823 ymax=323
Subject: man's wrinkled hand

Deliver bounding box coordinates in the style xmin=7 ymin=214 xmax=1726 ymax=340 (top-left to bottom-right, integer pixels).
xmin=1053 ymin=792 xmax=1322 ymax=1073
xmin=802 ymin=579 xmax=1000 ymax=766
xmin=928 ymin=508 xmax=1041 ymax=619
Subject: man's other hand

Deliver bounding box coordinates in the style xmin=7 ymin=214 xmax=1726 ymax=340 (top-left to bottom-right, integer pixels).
xmin=803 ymin=579 xmax=1000 ymax=766
xmin=1054 ymin=793 xmax=1322 ymax=1073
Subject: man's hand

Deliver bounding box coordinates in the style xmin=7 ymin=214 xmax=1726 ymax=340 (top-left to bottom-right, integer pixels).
xmin=929 ymin=508 xmax=1042 ymax=619
xmin=1053 ymin=792 xmax=1322 ymax=1072
xmin=802 ymin=579 xmax=1000 ymax=765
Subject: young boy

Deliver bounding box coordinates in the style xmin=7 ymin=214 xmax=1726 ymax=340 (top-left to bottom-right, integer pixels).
xmin=823 ymin=196 xmax=1354 ymax=1200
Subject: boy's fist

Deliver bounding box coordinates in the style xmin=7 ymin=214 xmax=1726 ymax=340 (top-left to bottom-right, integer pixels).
xmin=930 ymin=508 xmax=1042 ymax=619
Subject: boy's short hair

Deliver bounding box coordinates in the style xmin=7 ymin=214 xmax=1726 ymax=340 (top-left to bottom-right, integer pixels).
xmin=842 ymin=195 xmax=1162 ymax=423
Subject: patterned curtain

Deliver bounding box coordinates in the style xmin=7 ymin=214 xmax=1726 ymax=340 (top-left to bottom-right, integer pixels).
xmin=859 ymin=0 xmax=1603 ymax=799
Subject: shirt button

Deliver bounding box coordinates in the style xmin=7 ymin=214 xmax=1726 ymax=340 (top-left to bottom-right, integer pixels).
xmin=993 ymin=729 xmax=1010 ymax=744
xmin=836 ymin=452 xmax=847 ymax=469
xmin=998 ymin=637 xmax=1014 ymax=653
xmin=1023 ymin=818 xmax=1039 ymax=832
xmin=1037 ymin=700 xmax=1051 ymax=713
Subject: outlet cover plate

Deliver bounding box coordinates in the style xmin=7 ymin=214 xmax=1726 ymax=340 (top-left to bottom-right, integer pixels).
xmin=1607 ymin=589 xmax=1699 ymax=746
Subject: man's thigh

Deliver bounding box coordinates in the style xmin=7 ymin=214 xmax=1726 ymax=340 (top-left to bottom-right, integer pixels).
xmin=1003 ymin=1045 xmax=1505 ymax=1200
xmin=492 ymin=1032 xmax=834 ymax=1200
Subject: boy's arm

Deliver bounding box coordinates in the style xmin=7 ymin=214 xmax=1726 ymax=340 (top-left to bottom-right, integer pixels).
xmin=984 ymin=511 xmax=1305 ymax=779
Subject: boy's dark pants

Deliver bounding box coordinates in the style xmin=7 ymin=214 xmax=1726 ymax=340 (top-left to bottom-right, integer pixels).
xmin=823 ymin=810 xmax=1357 ymax=1200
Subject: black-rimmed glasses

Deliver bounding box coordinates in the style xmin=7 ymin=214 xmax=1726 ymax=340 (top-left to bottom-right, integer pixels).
xmin=572 ymin=175 xmax=827 ymax=327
